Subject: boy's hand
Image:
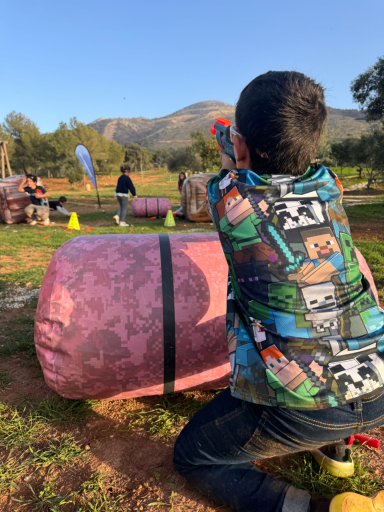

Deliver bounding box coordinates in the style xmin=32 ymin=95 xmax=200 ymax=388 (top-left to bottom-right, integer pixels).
xmin=220 ymin=153 xmax=236 ymax=171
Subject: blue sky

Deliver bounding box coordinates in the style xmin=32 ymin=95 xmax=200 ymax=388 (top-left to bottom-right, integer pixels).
xmin=2 ymin=0 xmax=383 ymax=133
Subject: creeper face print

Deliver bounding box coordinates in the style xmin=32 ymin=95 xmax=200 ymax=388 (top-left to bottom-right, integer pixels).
xmin=339 ymin=233 xmax=357 ymax=265
xmin=301 ymin=227 xmax=341 ymax=261
xmin=339 ymin=232 xmax=361 ymax=286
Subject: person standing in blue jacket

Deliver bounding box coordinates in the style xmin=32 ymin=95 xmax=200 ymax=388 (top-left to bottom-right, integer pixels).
xmin=113 ymin=164 xmax=138 ymax=227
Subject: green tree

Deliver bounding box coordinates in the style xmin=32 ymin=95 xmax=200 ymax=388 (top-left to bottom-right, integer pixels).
xmin=330 ymin=142 xmax=350 ymax=175
xmin=48 ymin=122 xmax=83 ymax=180
xmin=1 ymin=112 xmax=44 ymax=173
xmin=356 ymin=128 xmax=384 ymax=188
xmin=351 ymin=56 xmax=384 ymax=122
xmin=168 ymin=148 xmax=202 ymax=174
xmin=317 ymin=129 xmax=332 ymax=165
xmin=0 ymin=125 xmax=15 ymax=166
xmin=123 ymin=142 xmax=152 ymax=171
xmin=190 ymin=130 xmax=221 ymax=170
xmin=152 ymin=149 xmax=172 ymax=169
xmin=49 ymin=118 xmax=124 ymax=183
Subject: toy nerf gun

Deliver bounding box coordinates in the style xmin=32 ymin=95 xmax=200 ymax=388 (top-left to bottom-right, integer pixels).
xmin=210 ymin=118 xmax=236 ymax=163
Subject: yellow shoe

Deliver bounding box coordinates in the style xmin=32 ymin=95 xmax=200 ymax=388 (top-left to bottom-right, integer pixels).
xmin=311 ymin=445 xmax=354 ymax=478
xmin=330 ymin=491 xmax=384 ymax=511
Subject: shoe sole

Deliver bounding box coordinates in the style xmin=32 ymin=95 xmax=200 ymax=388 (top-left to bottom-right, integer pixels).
xmin=330 ymin=490 xmax=384 ymax=511
xmin=311 ymin=449 xmax=354 ymax=478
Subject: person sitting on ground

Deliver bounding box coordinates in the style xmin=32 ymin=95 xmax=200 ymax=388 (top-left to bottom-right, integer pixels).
xmin=174 ymin=172 xmax=186 ymax=216
xmin=49 ymin=196 xmax=71 ymax=216
xmin=113 ymin=164 xmax=138 ymax=227
xmin=18 ymin=174 xmax=50 ymax=226
xmin=173 ymin=71 xmax=384 ymax=512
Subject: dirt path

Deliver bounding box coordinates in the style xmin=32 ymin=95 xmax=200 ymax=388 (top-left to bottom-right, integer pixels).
xmin=350 ymin=219 xmax=384 ymax=241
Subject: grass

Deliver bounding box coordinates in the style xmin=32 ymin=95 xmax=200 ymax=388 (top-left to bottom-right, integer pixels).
xmin=75 ymin=473 xmax=126 ymax=512
xmin=346 ymin=203 xmax=384 ymax=221
xmin=0 ymin=402 xmax=46 ymax=450
xmin=122 ymin=392 xmax=216 ymax=439
xmin=15 ymin=479 xmax=75 ymax=511
xmin=1 ymin=437 xmax=86 ymax=494
xmin=0 ymin=311 xmax=37 ymax=362
xmin=271 ymin=446 xmax=381 ymax=498
xmin=355 ymin=241 xmax=384 ymax=301
xmin=0 ymin=401 xmax=88 ymax=496
xmin=34 ymin=395 xmax=96 ymax=426
xmin=15 ymin=473 xmax=127 ymax=512
xmin=0 ymin=456 xmax=28 ymax=492
xmin=27 ymin=435 xmax=86 ymax=470
xmin=0 ymin=370 xmax=11 ymax=389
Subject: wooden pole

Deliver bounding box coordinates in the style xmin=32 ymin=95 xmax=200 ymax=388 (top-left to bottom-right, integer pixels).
xmin=1 ymin=144 xmax=4 ymax=180
xmin=1 ymin=141 xmax=12 ymax=177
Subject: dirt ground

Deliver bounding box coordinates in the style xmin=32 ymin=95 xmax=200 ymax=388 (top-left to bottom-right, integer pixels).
xmin=2 ymin=350 xmax=384 ymax=512
xmin=349 ymin=219 xmax=384 ymax=241
xmin=0 ymin=352 xmax=233 ymax=512
xmin=344 ymin=189 xmax=384 ymax=196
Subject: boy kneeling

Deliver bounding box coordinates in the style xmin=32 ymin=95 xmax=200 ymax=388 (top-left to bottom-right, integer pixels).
xmin=173 ymin=72 xmax=384 ymax=512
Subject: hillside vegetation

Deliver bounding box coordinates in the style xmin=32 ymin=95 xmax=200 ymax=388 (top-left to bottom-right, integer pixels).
xmin=88 ymin=101 xmax=373 ymax=149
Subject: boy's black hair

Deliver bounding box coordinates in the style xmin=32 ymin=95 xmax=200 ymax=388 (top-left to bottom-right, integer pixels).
xmin=120 ymin=164 xmax=131 ymax=173
xmin=235 ymin=71 xmax=328 ymax=175
xmin=26 ymin=174 xmax=38 ymax=183
xmin=59 ymin=196 xmax=67 ymax=203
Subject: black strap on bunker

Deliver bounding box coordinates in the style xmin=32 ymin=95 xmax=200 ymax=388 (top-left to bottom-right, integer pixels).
xmin=159 ymin=233 xmax=176 ymax=393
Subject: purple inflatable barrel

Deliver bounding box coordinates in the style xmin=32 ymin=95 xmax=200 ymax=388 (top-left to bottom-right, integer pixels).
xmin=35 ymin=233 xmax=229 ymax=400
xmin=132 ymin=198 xmax=172 ymax=217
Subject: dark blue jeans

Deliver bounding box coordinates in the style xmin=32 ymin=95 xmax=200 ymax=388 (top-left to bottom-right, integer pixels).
xmin=173 ymin=387 xmax=384 ymax=512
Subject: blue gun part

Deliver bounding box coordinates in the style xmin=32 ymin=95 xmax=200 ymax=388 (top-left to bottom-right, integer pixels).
xmin=214 ymin=121 xmax=236 ymax=162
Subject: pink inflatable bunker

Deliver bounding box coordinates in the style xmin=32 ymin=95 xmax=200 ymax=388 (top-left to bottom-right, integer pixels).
xmin=132 ymin=198 xmax=172 ymax=217
xmin=34 ymin=233 xmax=379 ymax=401
xmin=0 ymin=175 xmax=44 ymax=224
xmin=35 ymin=233 xmax=229 ymax=399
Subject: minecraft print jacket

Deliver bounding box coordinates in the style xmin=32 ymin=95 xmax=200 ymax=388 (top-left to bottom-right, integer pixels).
xmin=206 ymin=165 xmax=384 ymax=409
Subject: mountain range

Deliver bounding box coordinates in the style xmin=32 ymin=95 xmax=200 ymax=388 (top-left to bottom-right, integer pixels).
xmin=88 ymin=100 xmax=371 ymax=150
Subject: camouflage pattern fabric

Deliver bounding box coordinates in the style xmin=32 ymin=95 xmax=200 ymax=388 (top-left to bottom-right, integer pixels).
xmin=35 ymin=233 xmax=229 ymax=399
xmin=132 ymin=198 xmax=171 ymax=217
xmin=206 ymin=165 xmax=384 ymax=409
